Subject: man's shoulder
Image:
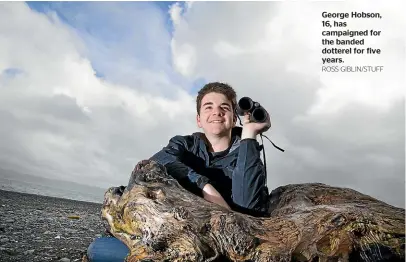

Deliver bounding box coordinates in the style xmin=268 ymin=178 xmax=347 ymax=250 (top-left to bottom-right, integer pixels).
xmin=168 ymin=133 xmax=202 ymax=150
xmin=169 ymin=133 xmax=200 ymax=141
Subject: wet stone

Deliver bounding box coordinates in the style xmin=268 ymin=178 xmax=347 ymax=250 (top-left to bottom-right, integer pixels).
xmin=4 ymin=248 xmax=18 ymax=256
xmin=24 ymin=249 xmax=35 ymax=255
xmin=0 ymin=238 xmax=9 ymax=243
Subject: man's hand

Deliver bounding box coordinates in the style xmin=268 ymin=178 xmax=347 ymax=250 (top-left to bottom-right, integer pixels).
xmin=241 ymin=112 xmax=271 ymax=140
xmin=202 ymin=184 xmax=231 ymax=210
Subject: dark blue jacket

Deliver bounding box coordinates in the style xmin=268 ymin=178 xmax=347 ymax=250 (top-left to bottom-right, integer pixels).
xmin=150 ymin=127 xmax=269 ymax=217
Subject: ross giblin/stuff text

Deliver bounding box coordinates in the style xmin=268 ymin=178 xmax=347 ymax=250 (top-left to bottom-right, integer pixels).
xmin=322 ymin=65 xmax=384 ymax=73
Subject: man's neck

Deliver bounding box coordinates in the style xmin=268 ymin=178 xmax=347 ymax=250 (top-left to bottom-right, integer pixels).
xmin=204 ymin=133 xmax=232 ymax=153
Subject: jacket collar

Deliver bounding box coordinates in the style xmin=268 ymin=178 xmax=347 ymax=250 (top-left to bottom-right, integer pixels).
xmin=192 ymin=126 xmax=242 ymax=154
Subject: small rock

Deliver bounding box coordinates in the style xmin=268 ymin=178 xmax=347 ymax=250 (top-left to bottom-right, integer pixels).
xmin=55 ymin=235 xmax=61 ymax=239
xmin=59 ymin=258 xmax=70 ymax=262
xmin=0 ymin=237 xmax=9 ymax=243
xmin=5 ymin=219 xmax=13 ymax=223
xmin=24 ymin=249 xmax=35 ymax=255
xmin=95 ymin=234 xmax=102 ymax=238
xmin=65 ymin=228 xmax=78 ymax=234
xmin=4 ymin=248 xmax=18 ymax=255
xmin=43 ymin=230 xmax=51 ymax=234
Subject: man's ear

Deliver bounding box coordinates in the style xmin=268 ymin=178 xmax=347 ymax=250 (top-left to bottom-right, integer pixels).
xmin=196 ymin=114 xmax=202 ymax=128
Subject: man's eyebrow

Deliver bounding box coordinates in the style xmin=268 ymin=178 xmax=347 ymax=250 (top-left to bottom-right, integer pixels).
xmin=202 ymin=102 xmax=231 ymax=107
xmin=202 ymin=102 xmax=213 ymax=107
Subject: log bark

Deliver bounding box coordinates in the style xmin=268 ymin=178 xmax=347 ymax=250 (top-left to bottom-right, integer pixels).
xmin=100 ymin=159 xmax=405 ymax=262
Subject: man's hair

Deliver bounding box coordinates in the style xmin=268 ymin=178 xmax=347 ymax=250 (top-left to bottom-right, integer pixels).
xmin=196 ymin=82 xmax=237 ymax=115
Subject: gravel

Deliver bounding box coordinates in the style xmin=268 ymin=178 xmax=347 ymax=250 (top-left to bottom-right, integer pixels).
xmin=0 ymin=189 xmax=106 ymax=262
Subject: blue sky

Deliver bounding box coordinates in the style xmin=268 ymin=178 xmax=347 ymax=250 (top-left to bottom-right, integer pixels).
xmin=26 ymin=1 xmax=204 ymax=95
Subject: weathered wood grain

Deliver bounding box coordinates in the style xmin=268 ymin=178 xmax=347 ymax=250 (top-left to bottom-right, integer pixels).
xmin=101 ymin=160 xmax=405 ymax=262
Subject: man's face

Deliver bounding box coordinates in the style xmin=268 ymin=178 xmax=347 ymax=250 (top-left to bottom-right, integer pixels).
xmin=197 ymin=92 xmax=236 ymax=136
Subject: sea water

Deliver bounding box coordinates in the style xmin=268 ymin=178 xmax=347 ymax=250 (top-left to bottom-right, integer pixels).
xmin=0 ymin=175 xmax=107 ymax=203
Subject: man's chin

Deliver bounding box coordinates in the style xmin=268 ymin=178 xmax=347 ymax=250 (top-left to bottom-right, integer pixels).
xmin=205 ymin=128 xmax=229 ymax=136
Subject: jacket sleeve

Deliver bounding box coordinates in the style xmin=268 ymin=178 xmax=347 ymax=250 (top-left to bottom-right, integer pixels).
xmin=149 ymin=135 xmax=210 ymax=191
xmin=231 ymin=138 xmax=269 ymax=216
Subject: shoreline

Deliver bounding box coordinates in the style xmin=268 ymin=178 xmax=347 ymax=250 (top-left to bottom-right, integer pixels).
xmin=0 ymin=189 xmax=106 ymax=262
xmin=0 ymin=189 xmax=104 ymax=205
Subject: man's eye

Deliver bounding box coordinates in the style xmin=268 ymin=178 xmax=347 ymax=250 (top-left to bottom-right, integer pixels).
xmin=222 ymin=107 xmax=230 ymax=111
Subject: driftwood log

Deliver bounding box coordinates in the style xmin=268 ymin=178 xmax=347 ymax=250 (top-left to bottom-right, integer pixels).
xmin=99 ymin=160 xmax=405 ymax=262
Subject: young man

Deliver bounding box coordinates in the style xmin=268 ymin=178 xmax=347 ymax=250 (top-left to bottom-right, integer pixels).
xmin=86 ymin=82 xmax=271 ymax=261
xmin=150 ymin=82 xmax=271 ymax=216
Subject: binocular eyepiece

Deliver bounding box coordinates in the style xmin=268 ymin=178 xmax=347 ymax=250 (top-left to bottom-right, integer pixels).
xmin=236 ymin=97 xmax=268 ymax=123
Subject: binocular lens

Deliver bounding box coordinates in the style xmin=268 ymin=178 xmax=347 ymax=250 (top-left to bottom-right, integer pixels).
xmin=238 ymin=97 xmax=253 ymax=111
xmin=252 ymin=108 xmax=267 ymax=123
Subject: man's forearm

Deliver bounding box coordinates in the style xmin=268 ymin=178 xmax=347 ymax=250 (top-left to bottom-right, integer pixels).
xmin=202 ymin=184 xmax=231 ymax=210
xmin=150 ymin=135 xmax=210 ymax=190
xmin=241 ymin=129 xmax=257 ymax=140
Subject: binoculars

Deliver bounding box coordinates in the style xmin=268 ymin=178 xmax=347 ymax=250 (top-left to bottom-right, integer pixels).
xmin=236 ymin=97 xmax=268 ymax=123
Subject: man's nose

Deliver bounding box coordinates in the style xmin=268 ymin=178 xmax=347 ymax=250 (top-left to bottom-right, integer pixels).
xmin=212 ymin=107 xmax=224 ymax=115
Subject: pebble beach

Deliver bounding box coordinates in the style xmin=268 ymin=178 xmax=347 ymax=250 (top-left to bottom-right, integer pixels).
xmin=0 ymin=189 xmax=106 ymax=262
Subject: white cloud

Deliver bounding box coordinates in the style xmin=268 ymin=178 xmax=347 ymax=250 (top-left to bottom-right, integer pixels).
xmin=0 ymin=2 xmax=197 ymax=188
xmin=169 ymin=2 xmax=182 ymax=26
xmin=213 ymin=41 xmax=245 ymax=58
xmin=171 ymin=40 xmax=197 ymax=77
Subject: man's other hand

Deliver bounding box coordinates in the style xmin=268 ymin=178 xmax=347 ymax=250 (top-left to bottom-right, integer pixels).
xmin=202 ymin=184 xmax=231 ymax=210
xmin=241 ymin=112 xmax=271 ymax=140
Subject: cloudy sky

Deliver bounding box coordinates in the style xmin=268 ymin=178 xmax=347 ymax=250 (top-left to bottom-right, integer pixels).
xmin=0 ymin=1 xmax=404 ymax=207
